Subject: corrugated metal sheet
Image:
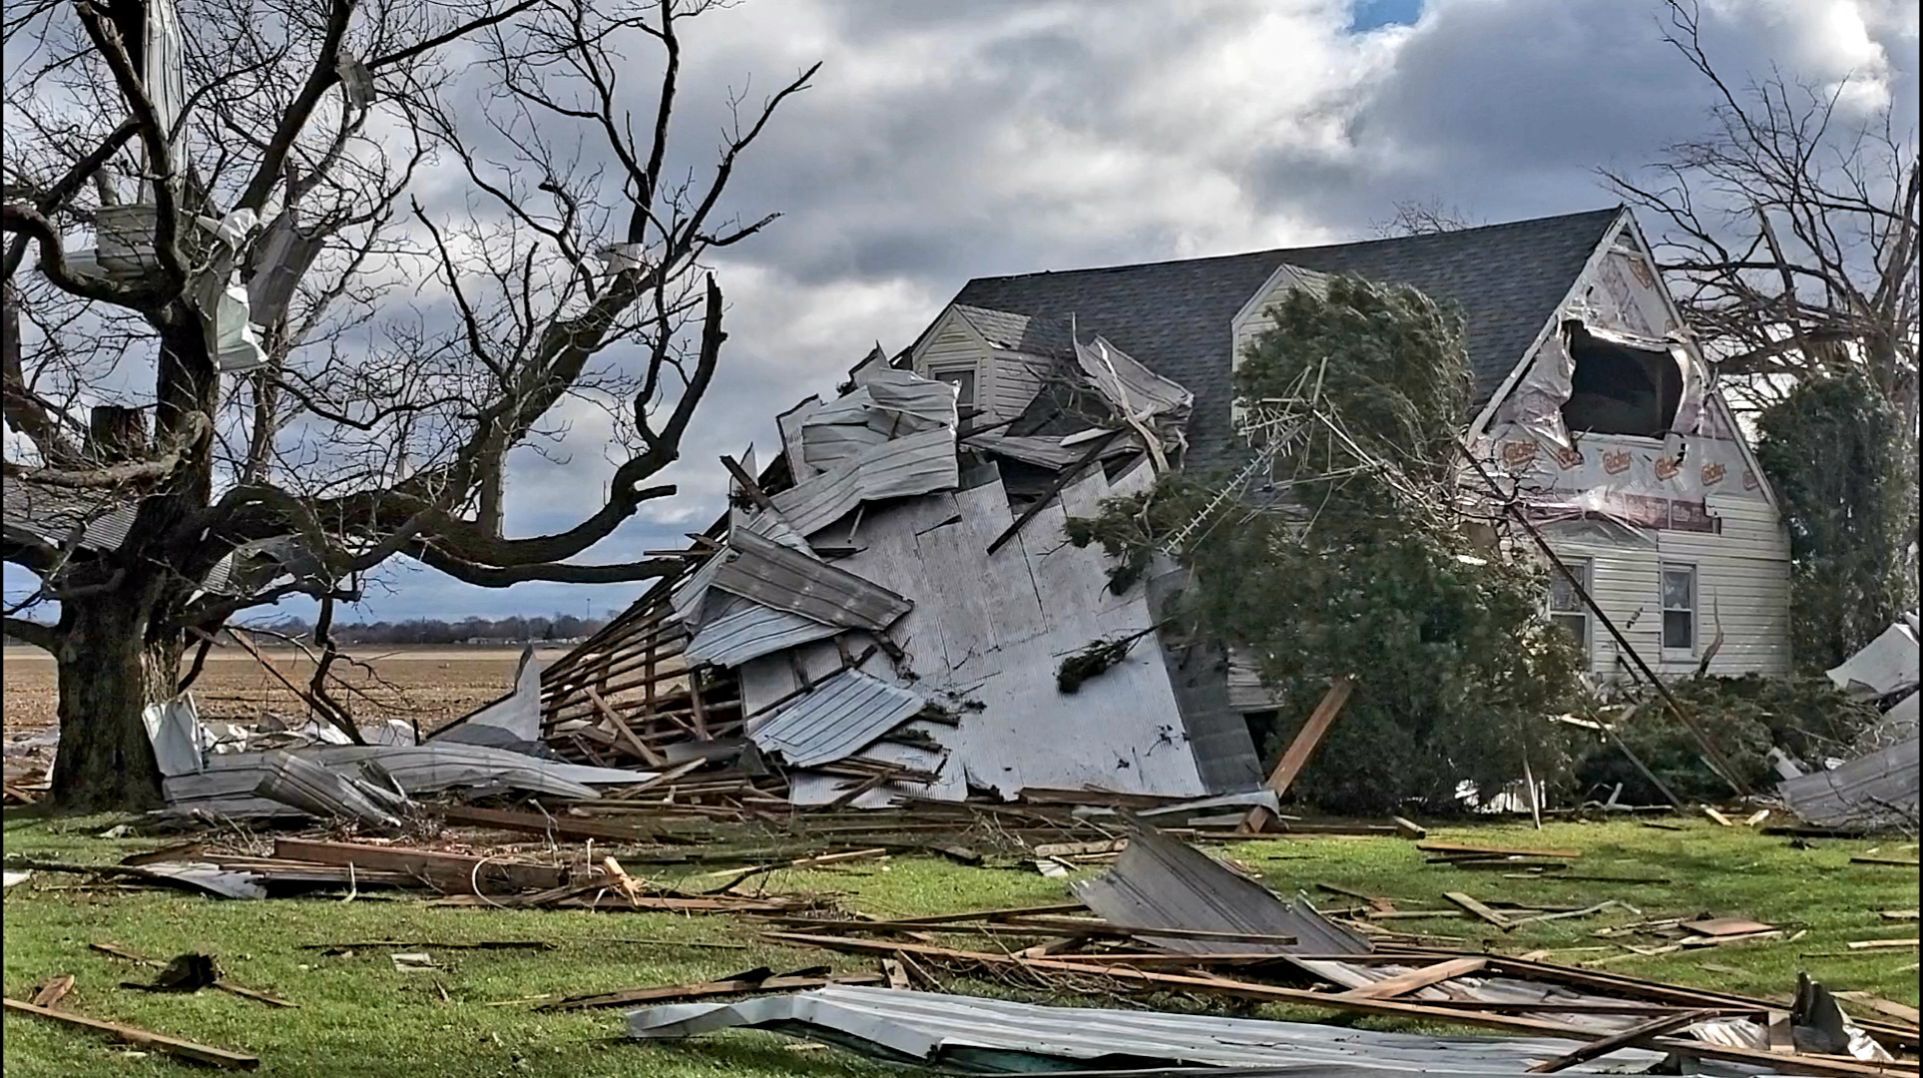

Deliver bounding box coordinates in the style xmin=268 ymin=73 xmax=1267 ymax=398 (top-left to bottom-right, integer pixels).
xmin=684 ymin=593 xmax=840 ymax=668
xmin=627 ymin=986 xmax=1676 ymax=1074
xmin=1779 ymin=736 xmax=1919 ymax=829
xmin=1073 ymin=824 xmax=1371 ymax=956
xmin=711 ymin=528 xmax=912 ymax=632
xmin=776 ymin=395 xmax=826 ymax=479
xmin=3 ymin=478 xmax=139 ymax=552
xmin=771 ymin=426 xmax=960 ymax=537
xmin=747 ymin=669 xmax=925 ymax=768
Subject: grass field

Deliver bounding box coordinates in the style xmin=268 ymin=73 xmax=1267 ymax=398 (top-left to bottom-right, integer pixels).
xmin=2 ymin=816 xmax=1916 ymax=1077
xmin=2 ymin=646 xmax=560 ymax=734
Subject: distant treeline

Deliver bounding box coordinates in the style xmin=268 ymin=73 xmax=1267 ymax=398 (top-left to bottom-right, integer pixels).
xmin=237 ymin=613 xmax=607 ymax=646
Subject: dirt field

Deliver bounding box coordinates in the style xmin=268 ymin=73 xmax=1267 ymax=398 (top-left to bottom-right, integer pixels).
xmin=2 ymin=645 xmax=567 ymax=734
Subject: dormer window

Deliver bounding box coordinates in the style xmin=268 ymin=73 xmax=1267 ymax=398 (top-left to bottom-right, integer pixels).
xmin=932 ymin=365 xmax=978 ymax=411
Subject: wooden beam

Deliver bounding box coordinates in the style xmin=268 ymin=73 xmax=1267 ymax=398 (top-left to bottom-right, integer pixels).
xmin=1442 ymin=892 xmax=1512 ymax=929
xmin=1335 ymin=957 xmax=1488 ymax=1000
xmin=4 ymin=998 xmax=259 ymax=1070
xmin=1264 ymin=675 xmax=1354 ymax=799
xmin=587 ymin=687 xmax=668 ymax=766
xmin=985 ymin=430 xmax=1123 ymax=555
xmin=1527 ymin=1009 xmax=1719 ymax=1072
xmin=270 ymin=838 xmax=570 ymax=894
xmin=437 ymin=805 xmax=665 ymax=845
xmin=718 ymin=454 xmax=780 ymax=513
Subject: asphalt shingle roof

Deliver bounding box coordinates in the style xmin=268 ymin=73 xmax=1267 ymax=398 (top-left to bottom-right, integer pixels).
xmin=949 ymin=207 xmax=1623 ymax=473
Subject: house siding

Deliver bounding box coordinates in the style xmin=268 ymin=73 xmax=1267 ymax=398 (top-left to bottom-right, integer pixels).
xmin=1485 ymin=213 xmax=1792 ymax=683
xmin=910 ymin=312 xmax=1060 ymax=425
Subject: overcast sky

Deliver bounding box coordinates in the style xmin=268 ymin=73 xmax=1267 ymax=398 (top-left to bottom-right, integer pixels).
xmin=10 ymin=0 xmax=1917 ymax=625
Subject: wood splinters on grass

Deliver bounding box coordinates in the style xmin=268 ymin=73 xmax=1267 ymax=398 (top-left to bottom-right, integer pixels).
xmin=28 ymin=975 xmax=74 ymax=1009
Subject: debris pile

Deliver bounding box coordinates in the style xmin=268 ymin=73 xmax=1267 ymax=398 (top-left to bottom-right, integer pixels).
xmin=531 ymin=345 xmax=1261 ymax=811
xmin=1778 ymin=613 xmax=1920 ymax=831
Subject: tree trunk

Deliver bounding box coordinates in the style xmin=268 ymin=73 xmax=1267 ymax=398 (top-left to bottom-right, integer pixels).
xmin=49 ymin=586 xmax=180 ymax=812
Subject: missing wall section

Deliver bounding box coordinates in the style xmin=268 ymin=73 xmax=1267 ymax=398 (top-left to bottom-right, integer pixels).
xmin=1561 ymin=323 xmax=1683 ymax=438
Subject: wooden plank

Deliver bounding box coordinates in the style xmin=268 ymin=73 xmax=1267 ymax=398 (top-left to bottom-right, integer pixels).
xmin=1418 ymin=841 xmax=1580 ymax=859
xmin=1702 ymin=806 xmax=1735 ymax=827
xmin=1852 ymin=856 xmax=1922 ymax=868
xmin=1836 ymin=992 xmax=1922 ymax=1027
xmin=4 ymin=997 xmax=260 ymax=1070
xmin=89 ymin=943 xmax=294 ymax=1008
xmin=270 ymin=838 xmax=570 ymax=894
xmin=758 ymin=935 xmax=1897 ymax=1078
xmin=1527 ymin=1009 xmax=1719 ymax=1072
xmin=1391 ymin=815 xmax=1427 ymax=839
xmin=1335 ymin=957 xmax=1487 ymax=1000
xmin=437 ymin=805 xmax=663 ymax=845
xmin=1682 ymin=917 xmax=1777 ymax=938
xmin=1263 ymin=675 xmax=1354 ymax=799
xmin=1442 ymin=892 xmax=1512 ymax=929
xmin=587 ymin=687 xmax=668 ymax=766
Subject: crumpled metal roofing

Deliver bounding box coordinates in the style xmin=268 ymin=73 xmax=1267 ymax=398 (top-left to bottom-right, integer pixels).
xmin=710 ymin=527 xmax=912 ymax=633
xmin=1072 ymin=823 xmax=1371 ymax=956
xmin=746 ymin=668 xmax=925 ymax=768
xmin=1779 ymin=735 xmax=1919 ymax=829
xmin=625 ymin=985 xmax=1681 ymax=1074
xmin=683 ymin=592 xmax=840 ymax=668
xmin=769 ymin=426 xmax=960 ymax=537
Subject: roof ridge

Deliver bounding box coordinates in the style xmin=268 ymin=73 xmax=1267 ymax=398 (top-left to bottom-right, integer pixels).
xmin=964 ymin=205 xmax=1623 ymax=287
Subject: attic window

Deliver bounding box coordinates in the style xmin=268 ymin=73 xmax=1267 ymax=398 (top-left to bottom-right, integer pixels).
xmin=1560 ymin=324 xmax=1682 ymax=438
xmin=932 ymin=366 xmax=977 ymax=410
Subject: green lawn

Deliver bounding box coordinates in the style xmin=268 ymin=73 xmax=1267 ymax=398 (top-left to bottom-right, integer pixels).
xmin=3 ymin=814 xmax=1916 ymax=1076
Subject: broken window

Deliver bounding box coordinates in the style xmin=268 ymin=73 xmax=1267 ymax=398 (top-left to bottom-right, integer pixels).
xmin=931 ymin=366 xmax=978 ymax=411
xmin=1661 ymin=564 xmax=1696 ymax=652
xmin=1560 ymin=324 xmax=1683 ymax=438
xmin=1547 ymin=558 xmax=1592 ymax=663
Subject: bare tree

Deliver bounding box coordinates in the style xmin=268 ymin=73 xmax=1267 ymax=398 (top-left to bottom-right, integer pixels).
xmin=1603 ymin=0 xmax=1918 ymax=425
xmin=1 ymin=0 xmax=816 ymax=809
xmin=1372 ymin=198 xmax=1477 ymax=238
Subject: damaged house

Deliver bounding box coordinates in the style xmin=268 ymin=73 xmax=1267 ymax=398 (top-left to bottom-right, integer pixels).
xmin=542 ymin=207 xmax=1792 ymax=806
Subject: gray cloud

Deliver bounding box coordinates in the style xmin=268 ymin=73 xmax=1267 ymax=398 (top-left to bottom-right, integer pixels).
xmin=232 ymin=0 xmax=1923 ymax=622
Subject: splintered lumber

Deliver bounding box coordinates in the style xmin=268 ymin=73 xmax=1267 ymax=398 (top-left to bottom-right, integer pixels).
xmin=1391 ymin=816 xmax=1427 ymax=839
xmin=89 ymin=943 xmax=293 ymax=1008
xmin=756 ymin=934 xmax=1895 ymax=1077
xmin=1334 ymin=957 xmax=1487 ymax=1000
xmin=271 ymin=838 xmax=570 ymax=894
xmin=1852 ymin=855 xmax=1922 ymax=868
xmin=437 ymin=805 xmax=665 ymax=844
xmin=4 ymin=997 xmax=260 ymax=1070
xmin=1442 ymin=892 xmax=1512 ymax=929
xmin=1418 ymin=841 xmax=1580 ymax=860
xmin=28 ymin=975 xmax=74 ymax=1008
xmin=536 ymin=971 xmax=883 ymax=1012
xmin=1265 ymin=675 xmax=1354 ymax=801
xmin=1526 ymin=1009 xmax=1721 ymax=1072
xmin=1703 ymin=806 xmax=1735 ymax=827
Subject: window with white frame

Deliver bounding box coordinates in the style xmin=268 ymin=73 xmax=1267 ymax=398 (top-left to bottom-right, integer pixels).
xmin=931 ymin=366 xmax=978 ymax=411
xmin=1547 ymin=558 xmax=1592 ymax=662
xmin=1660 ymin=564 xmax=1696 ymax=652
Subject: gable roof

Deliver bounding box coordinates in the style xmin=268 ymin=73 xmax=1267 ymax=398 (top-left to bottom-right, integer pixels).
xmin=948 ymin=206 xmax=1624 ymax=473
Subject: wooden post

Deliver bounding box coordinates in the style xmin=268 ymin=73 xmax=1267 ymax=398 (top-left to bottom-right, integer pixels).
xmin=1265 ymin=675 xmax=1354 ymax=799
xmin=1241 ymin=675 xmax=1354 ymax=832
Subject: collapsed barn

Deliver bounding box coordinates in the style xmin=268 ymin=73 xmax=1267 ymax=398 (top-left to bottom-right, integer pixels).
xmin=535 ymin=339 xmax=1264 ymax=808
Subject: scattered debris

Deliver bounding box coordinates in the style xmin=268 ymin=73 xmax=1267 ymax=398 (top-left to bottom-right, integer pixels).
xmin=121 ymin=952 xmax=221 ymax=994
xmin=3 ymin=997 xmax=260 ymax=1070
xmin=28 ymin=975 xmax=74 ymax=1009
xmin=388 ymin=953 xmax=438 ymax=973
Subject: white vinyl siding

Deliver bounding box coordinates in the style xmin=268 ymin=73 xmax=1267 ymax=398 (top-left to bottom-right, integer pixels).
xmin=909 ymin=310 xmax=1056 ymax=425
xmin=1539 ymin=499 xmax=1791 ymax=681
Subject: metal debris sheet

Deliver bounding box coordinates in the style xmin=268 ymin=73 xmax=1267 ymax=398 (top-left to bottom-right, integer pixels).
xmin=627 ymin=985 xmax=1685 ymax=1075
